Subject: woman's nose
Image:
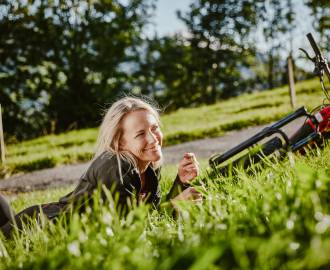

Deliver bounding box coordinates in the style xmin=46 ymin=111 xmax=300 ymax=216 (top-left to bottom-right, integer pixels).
xmin=146 ymin=130 xmax=158 ymax=144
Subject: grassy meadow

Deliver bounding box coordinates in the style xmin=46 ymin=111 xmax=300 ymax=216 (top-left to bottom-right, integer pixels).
xmin=0 ymin=78 xmax=329 ymax=269
xmin=0 ymin=78 xmax=326 ymax=178
xmin=0 ymin=144 xmax=329 ymax=269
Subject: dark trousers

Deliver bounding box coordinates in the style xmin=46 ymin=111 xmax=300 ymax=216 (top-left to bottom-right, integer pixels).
xmin=0 ymin=202 xmax=63 ymax=238
xmin=0 ymin=205 xmax=41 ymax=238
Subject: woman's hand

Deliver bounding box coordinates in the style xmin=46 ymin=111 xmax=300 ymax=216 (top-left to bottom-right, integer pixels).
xmin=171 ymin=187 xmax=203 ymax=203
xmin=178 ymin=153 xmax=200 ymax=184
xmin=170 ymin=187 xmax=203 ymax=211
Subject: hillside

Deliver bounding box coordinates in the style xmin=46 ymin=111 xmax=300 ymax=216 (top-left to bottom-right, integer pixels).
xmin=1 ymin=78 xmax=330 ymax=269
xmin=1 ymin=78 xmax=325 ymax=177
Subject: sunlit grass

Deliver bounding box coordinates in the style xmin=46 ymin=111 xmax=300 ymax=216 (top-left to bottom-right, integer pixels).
xmin=0 ymin=145 xmax=329 ymax=269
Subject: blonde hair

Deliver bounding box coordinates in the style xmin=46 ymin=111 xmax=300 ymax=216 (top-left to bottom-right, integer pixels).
xmin=94 ymin=96 xmax=162 ymax=181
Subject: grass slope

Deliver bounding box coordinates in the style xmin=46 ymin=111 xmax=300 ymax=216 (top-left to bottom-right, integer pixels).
xmin=0 ymin=145 xmax=329 ymax=269
xmin=1 ymin=78 xmax=325 ymax=177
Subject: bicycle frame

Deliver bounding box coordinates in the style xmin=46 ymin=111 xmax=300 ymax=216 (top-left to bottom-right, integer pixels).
xmin=209 ymin=33 xmax=330 ymax=171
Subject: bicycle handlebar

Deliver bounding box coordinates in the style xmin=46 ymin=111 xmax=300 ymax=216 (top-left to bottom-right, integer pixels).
xmin=307 ymin=33 xmax=322 ymax=58
xmin=307 ymin=33 xmax=330 ymax=82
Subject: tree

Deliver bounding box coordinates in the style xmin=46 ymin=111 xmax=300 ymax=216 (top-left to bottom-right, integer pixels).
xmin=133 ymin=35 xmax=196 ymax=110
xmin=306 ymin=0 xmax=330 ymax=51
xmin=175 ymin=0 xmax=261 ymax=104
xmin=0 ymin=0 xmax=153 ymax=139
xmin=257 ymin=0 xmax=297 ymax=89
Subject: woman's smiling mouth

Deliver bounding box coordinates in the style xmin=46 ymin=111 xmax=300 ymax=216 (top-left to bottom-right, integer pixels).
xmin=144 ymin=145 xmax=161 ymax=152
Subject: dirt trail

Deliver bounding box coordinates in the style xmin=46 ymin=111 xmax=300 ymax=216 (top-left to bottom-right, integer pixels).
xmin=0 ymin=120 xmax=304 ymax=193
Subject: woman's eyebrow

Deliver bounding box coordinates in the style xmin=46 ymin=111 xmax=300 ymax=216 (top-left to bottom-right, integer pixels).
xmin=135 ymin=129 xmax=145 ymax=134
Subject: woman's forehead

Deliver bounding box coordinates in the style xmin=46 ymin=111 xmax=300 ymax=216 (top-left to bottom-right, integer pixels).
xmin=122 ymin=109 xmax=158 ymax=130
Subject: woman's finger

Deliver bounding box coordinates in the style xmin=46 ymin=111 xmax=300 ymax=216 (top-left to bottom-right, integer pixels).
xmin=181 ymin=153 xmax=198 ymax=165
xmin=185 ymin=153 xmax=199 ymax=165
xmin=180 ymin=158 xmax=194 ymax=167
xmin=184 ymin=160 xmax=199 ymax=169
xmin=183 ymin=164 xmax=198 ymax=171
xmin=184 ymin=168 xmax=199 ymax=177
xmin=184 ymin=172 xmax=198 ymax=180
xmin=184 ymin=152 xmax=194 ymax=159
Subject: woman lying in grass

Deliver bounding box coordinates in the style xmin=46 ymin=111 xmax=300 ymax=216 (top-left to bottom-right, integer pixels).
xmin=0 ymin=97 xmax=202 ymax=238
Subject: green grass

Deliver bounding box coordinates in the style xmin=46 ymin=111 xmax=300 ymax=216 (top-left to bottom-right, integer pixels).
xmin=0 ymin=145 xmax=329 ymax=269
xmin=1 ymin=78 xmax=325 ymax=177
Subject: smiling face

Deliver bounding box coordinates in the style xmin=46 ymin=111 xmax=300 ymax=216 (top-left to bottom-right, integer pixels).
xmin=120 ymin=109 xmax=163 ymax=170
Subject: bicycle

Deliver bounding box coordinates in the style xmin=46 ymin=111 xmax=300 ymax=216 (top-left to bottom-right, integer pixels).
xmin=209 ymin=33 xmax=330 ymax=175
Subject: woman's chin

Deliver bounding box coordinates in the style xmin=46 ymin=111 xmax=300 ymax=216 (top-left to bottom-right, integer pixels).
xmin=146 ymin=151 xmax=162 ymax=162
xmin=151 ymin=152 xmax=162 ymax=162
xmin=139 ymin=146 xmax=162 ymax=163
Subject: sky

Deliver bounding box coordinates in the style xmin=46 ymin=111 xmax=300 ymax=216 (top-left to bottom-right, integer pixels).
xmin=147 ymin=0 xmax=317 ymax=69
xmin=145 ymin=0 xmax=191 ymax=37
xmin=148 ymin=0 xmax=314 ymax=45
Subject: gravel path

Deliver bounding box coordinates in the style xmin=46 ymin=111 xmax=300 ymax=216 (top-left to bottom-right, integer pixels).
xmin=0 ymin=120 xmax=304 ymax=193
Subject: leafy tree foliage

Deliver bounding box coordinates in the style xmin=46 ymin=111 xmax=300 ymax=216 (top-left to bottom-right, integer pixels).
xmin=0 ymin=0 xmax=328 ymax=141
xmin=259 ymin=0 xmax=296 ymax=89
xmin=0 ymin=0 xmax=153 ymax=139
xmin=165 ymin=0 xmax=261 ymax=107
xmin=306 ymin=0 xmax=330 ymax=51
xmin=132 ymin=35 xmax=196 ymax=110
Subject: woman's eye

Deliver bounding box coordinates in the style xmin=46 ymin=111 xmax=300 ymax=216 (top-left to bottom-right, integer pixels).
xmin=152 ymin=125 xmax=159 ymax=131
xmin=135 ymin=132 xmax=144 ymax=138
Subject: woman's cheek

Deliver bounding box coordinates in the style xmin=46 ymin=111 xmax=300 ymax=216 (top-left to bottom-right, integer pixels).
xmin=157 ymin=131 xmax=163 ymax=146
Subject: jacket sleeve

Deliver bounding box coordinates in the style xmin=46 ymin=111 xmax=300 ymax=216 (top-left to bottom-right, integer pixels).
xmin=165 ymin=175 xmax=190 ymax=201
xmin=94 ymin=159 xmax=138 ymax=215
xmin=59 ymin=154 xmax=137 ymax=215
xmin=159 ymin=175 xmax=191 ymax=215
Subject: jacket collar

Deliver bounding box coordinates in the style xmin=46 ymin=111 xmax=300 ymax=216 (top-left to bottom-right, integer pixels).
xmin=127 ymin=165 xmax=159 ymax=194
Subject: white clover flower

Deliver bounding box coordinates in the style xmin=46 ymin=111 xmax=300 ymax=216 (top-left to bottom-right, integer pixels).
xmin=106 ymin=227 xmax=114 ymax=237
xmin=97 ymin=234 xmax=107 ymax=246
xmin=267 ymin=172 xmax=274 ymax=181
xmin=152 ymin=250 xmax=159 ymax=258
xmin=78 ymin=232 xmax=88 ymax=243
xmin=286 ymin=219 xmax=294 ymax=230
xmin=275 ymin=192 xmax=282 ymax=200
xmin=216 ymin=224 xmax=227 ymax=230
xmin=289 ymin=242 xmax=300 ymax=250
xmin=102 ymin=212 xmax=113 ymax=225
xmin=263 ymin=203 xmax=270 ymax=212
xmin=138 ymin=230 xmax=147 ymax=241
xmin=99 ymin=237 xmax=107 ymax=246
xmin=315 ymin=215 xmax=330 ymax=234
xmin=67 ymin=240 xmax=81 ymax=257
xmin=287 ymin=180 xmax=292 ymax=188
xmin=121 ymin=246 xmax=130 ymax=254
xmin=314 ymin=211 xmax=323 ymax=221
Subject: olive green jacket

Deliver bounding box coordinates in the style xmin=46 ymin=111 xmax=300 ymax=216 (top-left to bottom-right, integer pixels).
xmin=59 ymin=151 xmax=189 ymax=214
